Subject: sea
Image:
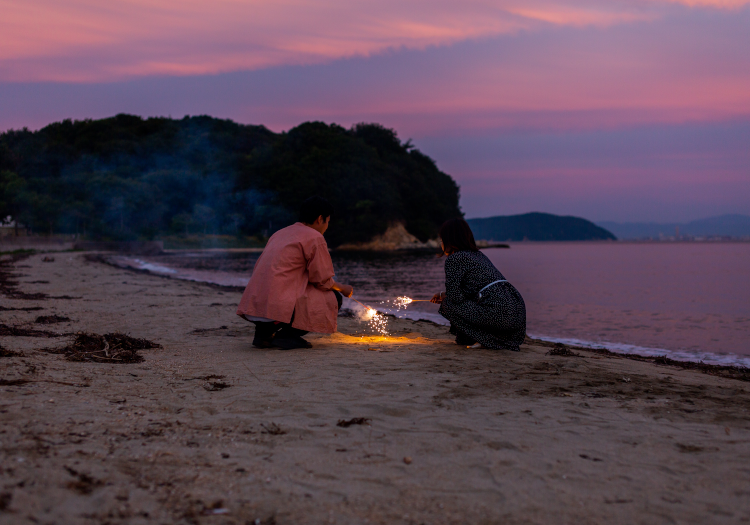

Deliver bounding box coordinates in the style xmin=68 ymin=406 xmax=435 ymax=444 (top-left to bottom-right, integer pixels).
xmin=109 ymin=242 xmax=750 ymax=367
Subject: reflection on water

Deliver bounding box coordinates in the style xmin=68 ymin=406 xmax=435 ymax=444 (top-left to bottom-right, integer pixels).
xmin=110 ymin=243 xmax=750 ymax=366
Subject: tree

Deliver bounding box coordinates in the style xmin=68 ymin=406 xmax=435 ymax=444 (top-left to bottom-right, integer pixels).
xmin=0 ymin=171 xmax=28 ymax=235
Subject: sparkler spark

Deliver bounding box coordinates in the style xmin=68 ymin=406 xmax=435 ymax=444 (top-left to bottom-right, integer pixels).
xmin=367 ymin=308 xmax=388 ymax=336
xmin=393 ymin=296 xmax=413 ymax=309
xmin=351 ymin=298 xmax=389 ymax=336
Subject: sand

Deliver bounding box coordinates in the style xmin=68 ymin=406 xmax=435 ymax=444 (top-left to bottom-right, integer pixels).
xmin=1 ymin=251 xmax=749 ymax=525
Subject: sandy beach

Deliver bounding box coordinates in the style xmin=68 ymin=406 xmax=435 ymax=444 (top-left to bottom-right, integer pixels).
xmin=1 ymin=251 xmax=749 ymax=525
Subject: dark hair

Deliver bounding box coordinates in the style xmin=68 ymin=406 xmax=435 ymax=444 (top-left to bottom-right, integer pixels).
xmin=299 ymin=196 xmax=334 ymax=224
xmin=439 ymin=218 xmax=478 ymax=255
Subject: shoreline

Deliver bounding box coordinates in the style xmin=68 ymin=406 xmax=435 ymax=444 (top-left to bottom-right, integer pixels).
xmin=94 ymin=251 xmax=750 ymax=371
xmin=1 ymin=251 xmax=750 ymax=523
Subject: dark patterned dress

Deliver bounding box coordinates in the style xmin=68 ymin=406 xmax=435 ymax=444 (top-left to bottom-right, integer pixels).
xmin=438 ymin=250 xmax=526 ymax=350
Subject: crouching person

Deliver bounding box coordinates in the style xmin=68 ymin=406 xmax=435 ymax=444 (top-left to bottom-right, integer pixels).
xmin=237 ymin=196 xmax=354 ymax=349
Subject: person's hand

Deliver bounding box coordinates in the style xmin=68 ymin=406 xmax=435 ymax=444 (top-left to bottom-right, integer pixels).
xmin=339 ymin=284 xmax=354 ymax=298
xmin=430 ymin=292 xmax=444 ymax=304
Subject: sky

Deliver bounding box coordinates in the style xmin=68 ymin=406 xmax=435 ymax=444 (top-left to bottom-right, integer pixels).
xmin=1 ymin=0 xmax=749 ymax=222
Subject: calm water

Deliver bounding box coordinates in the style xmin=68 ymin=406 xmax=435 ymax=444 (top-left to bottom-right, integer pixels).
xmin=111 ymin=243 xmax=750 ymax=366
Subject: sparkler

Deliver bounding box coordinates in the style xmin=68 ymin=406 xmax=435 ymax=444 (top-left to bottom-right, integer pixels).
xmin=349 ymin=296 xmax=432 ymax=337
xmin=351 ymin=298 xmax=389 ymax=336
xmin=392 ymin=296 xmax=430 ymax=309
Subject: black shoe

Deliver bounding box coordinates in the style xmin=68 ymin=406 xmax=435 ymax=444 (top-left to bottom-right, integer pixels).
xmin=272 ymin=336 xmax=312 ymax=350
xmin=455 ymin=333 xmax=476 ymax=346
xmin=253 ymin=321 xmax=279 ymax=348
xmin=252 ymin=337 xmax=274 ymax=349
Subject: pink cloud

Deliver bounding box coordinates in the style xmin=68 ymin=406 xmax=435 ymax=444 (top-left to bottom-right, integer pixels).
xmin=2 ymin=0 xmax=746 ymax=83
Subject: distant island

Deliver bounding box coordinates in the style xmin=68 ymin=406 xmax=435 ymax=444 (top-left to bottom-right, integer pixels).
xmin=467 ymin=212 xmax=617 ymax=241
xmin=0 ymin=115 xmax=461 ymax=248
xmin=597 ymin=214 xmax=750 ymax=240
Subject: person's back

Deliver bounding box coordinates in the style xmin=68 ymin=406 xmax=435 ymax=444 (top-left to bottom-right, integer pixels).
xmin=236 ymin=196 xmax=353 ymax=349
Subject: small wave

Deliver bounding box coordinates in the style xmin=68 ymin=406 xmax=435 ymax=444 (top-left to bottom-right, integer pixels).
xmin=528 ymin=334 xmax=750 ymax=368
xmin=130 ymin=258 xmax=177 ymax=274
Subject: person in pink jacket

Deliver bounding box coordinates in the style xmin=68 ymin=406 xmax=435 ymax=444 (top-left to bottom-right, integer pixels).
xmin=236 ymin=196 xmax=354 ymax=349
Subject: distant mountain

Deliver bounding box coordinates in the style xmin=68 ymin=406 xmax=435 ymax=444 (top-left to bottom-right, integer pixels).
xmin=467 ymin=212 xmax=617 ymax=241
xmin=597 ymin=214 xmax=750 ymax=239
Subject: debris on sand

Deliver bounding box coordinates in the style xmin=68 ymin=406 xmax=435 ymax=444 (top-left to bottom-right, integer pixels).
xmin=0 ymin=254 xmax=46 ymax=300
xmin=192 ymin=326 xmax=228 ymax=334
xmin=44 ymin=332 xmax=161 ymax=364
xmin=0 ymin=492 xmax=11 ymax=511
xmin=0 ymin=345 xmax=23 ymax=358
xmin=64 ymin=466 xmax=102 ymax=494
xmin=336 ymin=418 xmax=371 ymax=428
xmin=203 ymin=381 xmax=231 ymax=391
xmin=261 ymin=423 xmax=286 ymax=435
xmin=0 ymin=323 xmax=61 ymax=337
xmin=0 ymin=379 xmax=30 ymax=386
xmin=0 ymin=377 xmax=89 ymax=387
xmin=0 ymin=306 xmax=43 ymax=312
xmin=546 ymin=343 xmax=581 ymax=357
xmin=42 ymin=256 xmax=55 ymax=262
xmin=35 ymin=315 xmax=72 ymax=324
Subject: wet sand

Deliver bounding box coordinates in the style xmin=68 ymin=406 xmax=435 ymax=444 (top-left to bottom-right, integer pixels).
xmin=1 ymin=252 xmax=749 ymax=524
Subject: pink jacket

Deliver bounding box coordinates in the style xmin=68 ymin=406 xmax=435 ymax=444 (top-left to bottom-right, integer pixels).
xmin=236 ymin=222 xmax=338 ymax=333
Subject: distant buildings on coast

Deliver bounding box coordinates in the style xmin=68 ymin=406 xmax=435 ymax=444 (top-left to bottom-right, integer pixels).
xmin=0 ymin=216 xmax=27 ymax=237
xmin=597 ymin=214 xmax=750 ymax=242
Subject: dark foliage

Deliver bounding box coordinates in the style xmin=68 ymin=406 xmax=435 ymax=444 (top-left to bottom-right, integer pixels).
xmin=239 ymin=122 xmax=461 ymax=244
xmin=467 ymin=212 xmax=617 ymax=241
xmin=1 ymin=115 xmax=461 ymax=246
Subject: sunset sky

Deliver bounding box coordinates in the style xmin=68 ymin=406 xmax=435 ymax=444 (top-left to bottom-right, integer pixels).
xmin=1 ymin=0 xmax=749 ymax=221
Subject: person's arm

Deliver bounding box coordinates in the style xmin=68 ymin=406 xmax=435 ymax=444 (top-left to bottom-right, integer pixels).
xmin=306 ymin=240 xmax=353 ymax=297
xmin=331 ymin=281 xmax=354 ymax=298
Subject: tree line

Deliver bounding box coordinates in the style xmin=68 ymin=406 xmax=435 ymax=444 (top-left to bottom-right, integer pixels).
xmin=0 ymin=115 xmax=462 ymax=247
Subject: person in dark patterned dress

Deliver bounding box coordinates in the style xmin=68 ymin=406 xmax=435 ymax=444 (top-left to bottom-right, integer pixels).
xmin=430 ymin=218 xmax=526 ymax=350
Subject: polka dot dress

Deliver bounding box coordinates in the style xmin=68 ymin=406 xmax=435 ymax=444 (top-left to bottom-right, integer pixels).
xmin=438 ymin=250 xmax=526 ymax=350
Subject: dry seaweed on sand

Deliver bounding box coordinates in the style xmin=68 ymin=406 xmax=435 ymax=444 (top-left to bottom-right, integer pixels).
xmin=0 ymin=323 xmax=62 ymax=338
xmin=0 ymin=378 xmax=30 ymax=386
xmin=261 ymin=423 xmax=286 ymax=435
xmin=64 ymin=466 xmax=103 ymax=494
xmin=337 ymin=417 xmax=371 ymax=428
xmin=546 ymin=343 xmax=581 ymax=357
xmin=0 ymin=345 xmax=24 ymax=358
xmin=0 ymin=305 xmax=43 ymax=312
xmin=0 ymin=377 xmax=89 ymax=387
xmin=192 ymin=326 xmax=228 ymax=334
xmin=45 ymin=332 xmax=162 ymax=364
xmin=0 ymin=253 xmax=50 ymax=300
xmin=203 ymin=380 xmax=231 ymax=391
xmin=35 ymin=315 xmax=71 ymax=324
